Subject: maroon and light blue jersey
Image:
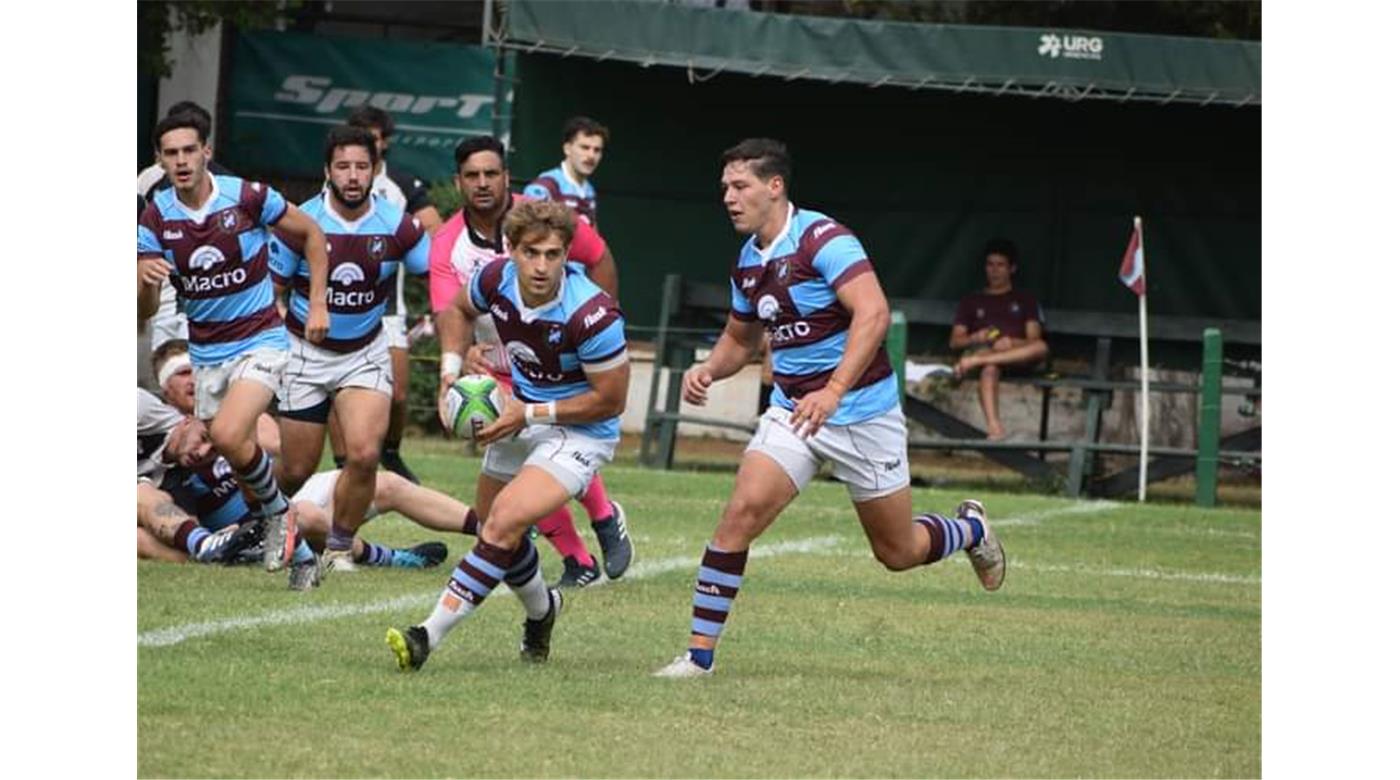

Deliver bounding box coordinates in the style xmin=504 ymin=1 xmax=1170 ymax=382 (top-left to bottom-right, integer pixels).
xmin=163 ymin=455 xmax=254 ymax=531
xmin=524 ymin=165 xmax=598 ymax=225
xmin=137 ymin=174 xmax=289 ymax=366
xmin=469 ymin=258 xmax=627 ymax=441
xmin=269 ymin=193 xmax=430 ymax=353
xmin=730 ymin=206 xmax=898 ymax=425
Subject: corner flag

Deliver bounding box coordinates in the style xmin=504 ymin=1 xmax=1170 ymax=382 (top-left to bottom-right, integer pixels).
xmin=1119 ymin=218 xmax=1146 ymax=296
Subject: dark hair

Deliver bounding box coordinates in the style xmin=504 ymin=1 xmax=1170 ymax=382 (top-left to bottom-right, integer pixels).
xmin=346 ymin=106 xmax=394 ymax=138
xmin=166 ymin=100 xmax=212 ymax=126
xmin=721 ymin=138 xmax=792 ymax=190
xmin=455 ymin=135 xmax=506 ymax=170
xmin=504 ymin=199 xmax=576 ymax=250
xmin=983 ymin=238 xmax=1019 ymax=266
xmin=562 ymin=116 xmax=609 ymax=145
xmin=153 ymin=113 xmax=208 ymax=149
xmin=324 ymin=125 xmax=380 ymax=168
xmin=151 ymin=339 xmax=189 ymax=376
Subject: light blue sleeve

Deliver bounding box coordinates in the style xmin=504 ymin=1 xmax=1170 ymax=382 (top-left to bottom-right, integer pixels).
xmin=403 ymin=231 xmax=430 ymax=276
xmin=812 ymin=234 xmax=869 ymax=286
xmin=259 ymin=185 xmax=289 ymax=226
xmin=137 ymin=224 xmax=170 ymax=270
xmin=469 ymin=264 xmax=490 ymax=312
xmin=266 ymin=234 xmax=302 ymax=282
xmin=578 ymin=319 xmax=627 ymax=364
xmin=730 ymin=278 xmax=754 ymax=316
xmin=522 ymin=182 xmax=551 ymax=201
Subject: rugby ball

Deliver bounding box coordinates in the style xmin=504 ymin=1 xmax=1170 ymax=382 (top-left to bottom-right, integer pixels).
xmin=442 ymin=374 xmax=504 ymax=439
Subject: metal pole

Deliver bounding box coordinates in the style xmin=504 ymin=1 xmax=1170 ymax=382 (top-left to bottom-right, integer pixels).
xmin=1195 ymin=328 xmax=1223 ymax=507
xmin=1135 ymin=216 xmax=1149 ymax=502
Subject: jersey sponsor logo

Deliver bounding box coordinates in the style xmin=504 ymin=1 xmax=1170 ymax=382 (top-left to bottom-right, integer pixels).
xmin=812 ymin=221 xmax=837 ymax=240
xmin=696 ymin=583 xmax=721 ymax=596
xmin=326 ymin=288 xmax=378 ymax=307
xmin=757 ymin=294 xmax=781 ymax=322
xmin=769 ymin=320 xmax=812 ymax=345
xmin=582 ymin=305 xmax=608 ymax=329
xmin=181 ymin=266 xmax=248 ymax=294
xmin=368 ymin=235 xmax=387 ymax=260
xmin=491 ymin=303 xmax=511 ymax=321
xmin=505 ymin=340 xmax=565 ymax=383
xmin=741 ymin=277 xmax=757 ymax=290
xmin=330 ymin=262 xmax=366 ymax=286
xmin=274 ymin=75 xmax=494 ymax=120
xmin=189 ymin=245 xmax=227 ymax=272
xmin=163 ymin=229 xmax=184 ymax=240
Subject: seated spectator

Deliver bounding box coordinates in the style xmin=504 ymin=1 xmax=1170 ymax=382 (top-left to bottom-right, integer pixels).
xmin=949 ymin=239 xmax=1049 ymax=441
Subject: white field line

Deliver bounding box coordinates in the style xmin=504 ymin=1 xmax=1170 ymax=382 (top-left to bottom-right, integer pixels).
xmin=138 ymin=535 xmax=841 ymax=649
xmin=995 ymin=500 xmax=1118 ymax=527
xmin=1016 ymin=561 xmax=1260 ymax=586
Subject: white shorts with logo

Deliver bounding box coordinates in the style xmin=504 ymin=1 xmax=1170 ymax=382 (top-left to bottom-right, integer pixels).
xmin=481 ymin=425 xmax=616 ymax=498
xmin=280 ymin=329 xmax=393 ymax=421
xmin=290 ymin=469 xmax=381 ymax=520
xmin=746 ymin=404 xmax=910 ymax=502
xmin=194 ymin=348 xmax=288 ymax=421
xmin=382 ymin=314 xmax=409 ymax=351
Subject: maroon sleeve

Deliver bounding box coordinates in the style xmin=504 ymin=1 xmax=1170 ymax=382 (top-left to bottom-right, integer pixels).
xmin=394 ymin=212 xmax=425 ymax=253
xmin=952 ymin=295 xmax=976 ymax=330
xmin=138 ymin=204 xmax=164 ymax=259
xmin=564 ymin=291 xmax=623 ymax=352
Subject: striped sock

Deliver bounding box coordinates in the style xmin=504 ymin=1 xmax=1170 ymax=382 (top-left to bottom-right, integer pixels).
xmin=356 ymin=541 xmax=395 ymax=566
xmin=175 ymin=520 xmax=210 ymax=556
xmin=421 ymin=539 xmax=515 ymax=650
xmin=689 ymin=545 xmax=748 ymax=666
xmin=235 ymin=448 xmax=288 ymax=518
xmin=462 ymin=508 xmax=480 ymax=536
xmin=503 ymin=537 xmax=551 ymax=620
xmin=327 ymin=522 xmax=355 ymax=553
xmin=914 ymin=513 xmax=982 ymax=564
xmin=292 ymin=539 xmax=315 ymax=565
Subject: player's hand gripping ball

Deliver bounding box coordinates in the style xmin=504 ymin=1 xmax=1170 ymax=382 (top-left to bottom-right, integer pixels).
xmin=442 ymin=374 xmax=505 ymax=440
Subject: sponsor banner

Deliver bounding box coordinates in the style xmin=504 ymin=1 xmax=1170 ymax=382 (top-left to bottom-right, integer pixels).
xmin=223 ymin=29 xmax=511 ymax=182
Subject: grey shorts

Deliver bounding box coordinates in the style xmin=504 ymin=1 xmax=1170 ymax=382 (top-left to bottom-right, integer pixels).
xmin=194 ymin=348 xmax=288 ymax=421
xmin=481 ymin=425 xmax=616 ymax=498
xmin=745 ymin=404 xmax=911 ymax=502
xmin=280 ymin=330 xmax=393 ymax=422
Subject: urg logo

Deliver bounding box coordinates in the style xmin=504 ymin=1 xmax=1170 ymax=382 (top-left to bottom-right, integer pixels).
xmin=275 ymin=75 xmax=495 ymax=119
xmin=1038 ymin=32 xmax=1104 ymax=61
xmin=330 ymin=262 xmax=366 ymax=286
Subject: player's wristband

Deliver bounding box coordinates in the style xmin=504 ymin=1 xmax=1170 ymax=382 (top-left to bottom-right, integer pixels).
xmin=440 ymin=353 xmax=463 ymax=379
xmin=530 ymin=401 xmax=558 ymax=425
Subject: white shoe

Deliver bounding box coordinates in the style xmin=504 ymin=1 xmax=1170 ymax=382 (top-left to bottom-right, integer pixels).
xmin=320 ymin=548 xmax=357 ymax=575
xmin=653 ymin=653 xmax=714 ymax=679
xmin=958 ymin=499 xmax=1005 ymax=591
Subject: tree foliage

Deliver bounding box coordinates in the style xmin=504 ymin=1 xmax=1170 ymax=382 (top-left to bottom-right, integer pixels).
xmin=138 ymin=1 xmax=298 ymax=78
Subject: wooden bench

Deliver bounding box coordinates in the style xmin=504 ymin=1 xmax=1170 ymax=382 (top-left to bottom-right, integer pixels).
xmin=638 ymin=274 xmax=1261 ymax=499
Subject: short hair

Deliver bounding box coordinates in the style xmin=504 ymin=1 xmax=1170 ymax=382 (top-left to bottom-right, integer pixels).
xmin=562 ymin=116 xmax=609 ymax=145
xmin=504 ymin=199 xmax=576 ymax=250
xmin=153 ymin=112 xmax=209 ymax=149
xmin=455 ymin=135 xmax=506 ymax=171
xmin=346 ymin=106 xmax=394 ymax=138
xmin=165 ymin=100 xmax=212 ymax=126
xmin=721 ymin=138 xmax=792 ymax=189
xmin=324 ymin=125 xmax=380 ymax=168
xmin=151 ymin=339 xmax=189 ymax=377
xmin=983 ymin=238 xmax=1019 ymax=266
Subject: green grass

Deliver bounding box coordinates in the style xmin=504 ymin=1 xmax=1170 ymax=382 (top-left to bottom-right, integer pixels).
xmin=138 ymin=438 xmax=1260 ymax=778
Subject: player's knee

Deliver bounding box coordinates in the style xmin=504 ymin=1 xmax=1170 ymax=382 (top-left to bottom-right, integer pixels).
xmin=871 ymin=542 xmax=918 ymax=572
xmin=278 ymin=461 xmax=316 ymax=494
xmin=981 ymin=363 xmax=1001 ymax=381
xmin=207 ymin=416 xmax=248 ymax=457
xmin=343 ymin=440 xmax=381 ymax=473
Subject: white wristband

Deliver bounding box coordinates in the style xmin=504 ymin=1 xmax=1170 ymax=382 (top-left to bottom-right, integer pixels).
xmin=440 ymin=353 xmax=463 ymax=379
xmin=531 ymin=401 xmax=557 ymax=425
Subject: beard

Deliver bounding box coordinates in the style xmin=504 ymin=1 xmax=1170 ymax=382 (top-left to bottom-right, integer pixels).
xmin=329 ymin=180 xmax=369 ymax=210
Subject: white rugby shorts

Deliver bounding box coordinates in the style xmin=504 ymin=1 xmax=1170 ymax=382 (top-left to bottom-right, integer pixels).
xmin=745 ymin=404 xmax=911 ymax=502
xmin=194 ymin=348 xmax=288 ymax=421
xmin=290 ymin=469 xmax=381 ymax=520
xmin=481 ymin=425 xmax=615 ymax=498
xmin=280 ymin=329 xmax=393 ymax=420
xmin=382 ymin=314 xmax=409 ymax=351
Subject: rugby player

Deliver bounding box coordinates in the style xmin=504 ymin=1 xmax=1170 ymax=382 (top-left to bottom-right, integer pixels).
xmin=653 ymin=139 xmax=1006 ymax=678
xmin=137 ymin=113 xmax=332 ymax=574
xmin=386 ymin=200 xmax=629 ymax=670
xmin=430 ymin=135 xmax=630 ymax=588
xmin=269 ymin=125 xmax=430 ymax=576
xmin=524 ymin=116 xmax=608 ymax=227
xmin=344 ymin=106 xmax=444 ymax=484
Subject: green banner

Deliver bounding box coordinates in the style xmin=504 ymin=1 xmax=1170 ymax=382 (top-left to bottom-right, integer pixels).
xmin=223 ymin=29 xmax=509 ymax=182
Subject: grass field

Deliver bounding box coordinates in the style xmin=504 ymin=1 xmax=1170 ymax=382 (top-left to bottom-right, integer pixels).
xmin=138 ymin=438 xmax=1260 ymax=778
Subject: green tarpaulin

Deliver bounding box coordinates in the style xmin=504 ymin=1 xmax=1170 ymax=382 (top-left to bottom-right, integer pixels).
xmin=500 ymin=0 xmax=1259 ymax=106
xmin=223 ymin=29 xmax=511 ymax=181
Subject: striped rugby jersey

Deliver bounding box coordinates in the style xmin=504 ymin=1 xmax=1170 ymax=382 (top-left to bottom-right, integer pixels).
xmin=269 ymin=192 xmax=429 ymax=353
xmin=730 ymin=205 xmax=898 ymax=425
xmin=524 ymin=164 xmax=598 ymax=225
xmin=469 ymin=258 xmax=627 ymax=441
xmin=137 ymin=174 xmax=289 ymax=366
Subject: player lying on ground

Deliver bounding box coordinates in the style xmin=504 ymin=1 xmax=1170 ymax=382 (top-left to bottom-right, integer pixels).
xmin=386 ymin=199 xmax=629 ymax=670
xmin=431 ymin=135 xmax=632 ymax=589
xmin=654 ymin=139 xmax=1006 ymax=679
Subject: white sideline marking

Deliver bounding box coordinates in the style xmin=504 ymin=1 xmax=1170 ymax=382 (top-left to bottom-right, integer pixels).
xmin=995 ymin=500 xmax=1117 ymax=527
xmin=1019 ymin=561 xmax=1260 ymax=585
xmin=138 ymin=535 xmax=841 ymax=649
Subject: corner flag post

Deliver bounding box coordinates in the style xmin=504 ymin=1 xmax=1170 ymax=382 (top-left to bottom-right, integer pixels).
xmin=1119 ymin=216 xmax=1149 ymax=502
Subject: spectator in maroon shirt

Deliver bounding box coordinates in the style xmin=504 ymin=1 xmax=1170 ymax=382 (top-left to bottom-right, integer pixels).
xmin=949 ymin=239 xmax=1049 ymax=440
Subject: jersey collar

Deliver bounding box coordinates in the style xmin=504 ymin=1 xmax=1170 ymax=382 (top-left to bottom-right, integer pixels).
xmin=754 ymin=203 xmax=796 ymax=265
xmin=514 ymin=273 xmax=567 ymax=324
xmin=558 ymin=162 xmax=587 ymax=190
xmin=173 ymin=175 xmax=221 ymax=224
xmin=320 ymin=191 xmax=380 ymax=233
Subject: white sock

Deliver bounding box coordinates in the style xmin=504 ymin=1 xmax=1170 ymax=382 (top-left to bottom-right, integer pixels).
xmin=421 ymin=589 xmax=474 ymax=650
xmin=509 ymin=570 xmax=552 ymax=620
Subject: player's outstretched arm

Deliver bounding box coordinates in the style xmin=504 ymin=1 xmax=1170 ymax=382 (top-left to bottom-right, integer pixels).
xmin=274 ymin=204 xmax=331 ymax=342
xmin=683 ymin=315 xmax=764 ymax=406
xmin=588 ymin=245 xmax=620 ymax=299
